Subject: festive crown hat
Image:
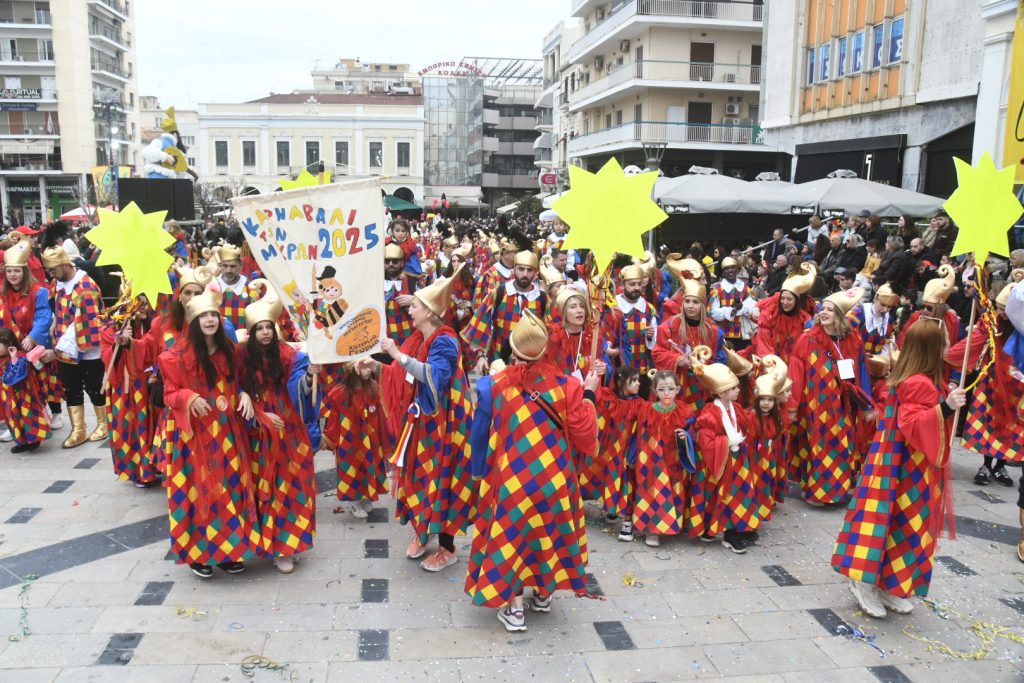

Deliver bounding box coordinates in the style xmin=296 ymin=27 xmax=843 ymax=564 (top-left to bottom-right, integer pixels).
xmin=499 ymin=238 xmax=518 ymax=253
xmin=175 ymin=264 xmax=213 ymax=293
xmin=244 ymin=279 xmax=283 ymax=330
xmin=555 ymin=287 xmax=590 ymax=324
xmin=995 ymin=269 xmax=1024 ymax=307
xmin=874 ymin=282 xmax=900 ymax=307
xmin=214 ymin=241 xmax=242 ymax=263
xmin=866 ymin=353 xmax=891 ymax=379
xmin=679 ymin=277 xmax=707 ymax=304
xmin=758 ymin=354 xmax=789 ymax=382
xmin=185 ymin=285 xmax=223 ymax=323
xmin=540 ymin=261 xmax=566 ymax=289
xmin=690 ymin=345 xmax=739 ymax=394
xmin=725 ymin=347 xmax=754 ymax=377
xmin=781 ymin=262 xmax=816 ymax=296
xmin=823 ymin=287 xmax=864 ymax=316
xmin=922 ymin=264 xmax=956 ymax=305
xmin=414 ymin=262 xmax=463 ymax=318
xmin=160 ymin=107 xmax=178 ymax=133
xmin=451 ymin=244 xmax=472 ymax=262
xmin=41 ymin=246 xmax=71 ymax=269
xmin=754 ymin=371 xmax=785 ymax=399
xmin=442 ymin=235 xmax=459 ymax=248
xmin=638 ymin=251 xmax=658 ymax=280
xmin=514 ymin=250 xmax=539 ymax=269
xmin=509 ymin=308 xmax=548 ymax=361
xmin=665 ymin=253 xmax=704 ymax=282
xmin=487 ymin=238 xmax=501 ymax=255
xmin=620 ymin=263 xmax=645 ymax=282
xmin=720 ymin=256 xmax=740 ymax=270
xmin=3 ymin=241 xmax=31 ymax=267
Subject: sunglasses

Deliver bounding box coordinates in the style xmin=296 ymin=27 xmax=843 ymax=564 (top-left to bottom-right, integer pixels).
xmin=384 ymin=259 xmax=403 ymax=264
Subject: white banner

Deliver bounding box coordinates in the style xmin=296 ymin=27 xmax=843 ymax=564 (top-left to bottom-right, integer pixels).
xmin=231 ymin=179 xmax=385 ymax=363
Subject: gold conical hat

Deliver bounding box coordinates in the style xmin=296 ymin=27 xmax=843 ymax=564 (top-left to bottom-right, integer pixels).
xmin=214 ymin=241 xmax=242 ymax=263
xmin=384 ymin=243 xmax=405 ymax=260
xmin=620 ymin=263 xmax=645 ymax=282
xmin=691 ymin=344 xmax=739 ymax=394
xmin=922 ymin=264 xmax=955 ymax=305
xmin=175 ymin=264 xmax=213 ymax=292
xmin=414 ymin=262 xmax=463 ymax=318
xmin=754 ymin=371 xmax=784 ymax=398
xmin=509 ymin=309 xmax=548 ymax=361
xmin=3 ymin=241 xmax=31 ymax=267
xmin=867 ymin=353 xmax=891 ymax=378
xmin=679 ymin=278 xmax=706 ymax=304
xmin=874 ymin=282 xmax=899 ymax=306
xmin=41 ymin=246 xmax=71 ymax=269
xmin=725 ymin=347 xmax=753 ymax=377
xmin=514 ymin=250 xmax=539 ymax=269
xmin=824 ymin=287 xmax=864 ymax=316
xmin=540 ymin=263 xmax=566 ymax=288
xmin=995 ymin=269 xmax=1024 ymax=307
xmin=185 ymin=286 xmax=224 ymax=323
xmin=244 ymin=278 xmax=283 ymax=330
xmin=781 ymin=262 xmax=816 ymax=296
xmin=555 ymin=287 xmax=590 ymax=324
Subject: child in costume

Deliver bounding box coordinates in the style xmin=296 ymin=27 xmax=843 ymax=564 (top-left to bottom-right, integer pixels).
xmin=595 ymin=365 xmax=645 ymax=541
xmin=747 ymin=364 xmax=787 ymax=524
xmin=0 ymin=327 xmax=50 ymax=452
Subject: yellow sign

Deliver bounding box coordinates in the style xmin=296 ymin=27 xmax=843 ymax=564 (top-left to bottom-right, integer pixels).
xmin=1005 ymin=0 xmax=1024 ymax=181
xmin=945 ymin=153 xmax=1022 ymax=263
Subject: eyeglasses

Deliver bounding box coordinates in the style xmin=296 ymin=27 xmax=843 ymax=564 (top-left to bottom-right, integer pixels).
xmin=384 ymin=259 xmax=403 ymax=265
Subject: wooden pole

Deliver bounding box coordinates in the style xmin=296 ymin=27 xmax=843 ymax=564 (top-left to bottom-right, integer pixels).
xmin=950 ymin=295 xmax=978 ymax=452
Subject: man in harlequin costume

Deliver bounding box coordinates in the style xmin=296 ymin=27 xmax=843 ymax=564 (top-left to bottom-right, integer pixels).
xmin=473 ymin=238 xmax=518 ymax=308
xmin=212 ymin=242 xmax=249 ymax=330
xmin=462 ymin=250 xmax=546 ymax=373
xmin=40 ymin=246 xmax=106 ymax=448
xmin=607 ymin=263 xmax=658 ymax=388
xmin=708 ymin=256 xmax=757 ymax=351
xmin=384 ymin=243 xmax=417 ymax=347
xmin=466 ymin=308 xmax=600 ymax=632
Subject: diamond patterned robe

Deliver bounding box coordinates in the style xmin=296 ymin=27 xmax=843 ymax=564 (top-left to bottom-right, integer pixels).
xmin=465 ymin=362 xmax=597 ymax=607
xmin=694 ymin=402 xmax=760 ymax=535
xmin=101 ymin=322 xmax=155 ymax=485
xmin=832 ymin=376 xmax=953 ymax=598
xmin=633 ymin=402 xmax=693 ymax=536
xmin=323 ymin=380 xmax=392 ymax=502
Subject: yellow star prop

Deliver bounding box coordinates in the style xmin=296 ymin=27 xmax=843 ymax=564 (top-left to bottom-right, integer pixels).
xmin=279 ymin=168 xmax=333 ymax=191
xmin=945 ymin=152 xmax=1023 ymax=263
xmin=553 ymin=158 xmax=667 ymax=272
xmin=86 ymin=202 xmax=175 ymax=305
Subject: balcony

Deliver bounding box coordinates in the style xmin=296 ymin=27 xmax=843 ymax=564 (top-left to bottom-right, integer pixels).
xmin=88 ymin=0 xmax=129 ymax=21
xmin=569 ymin=0 xmax=763 ymax=64
xmin=482 ymin=109 xmax=500 ymax=126
xmin=568 ymin=120 xmax=764 ymax=157
xmin=89 ymin=24 xmax=130 ymax=50
xmin=570 ymin=59 xmax=761 ymax=111
xmin=91 ymin=58 xmax=132 ymax=82
xmin=0 ymin=52 xmax=55 ymax=70
xmin=0 ymin=9 xmax=51 ymax=28
xmin=535 ymin=110 xmax=554 ymax=131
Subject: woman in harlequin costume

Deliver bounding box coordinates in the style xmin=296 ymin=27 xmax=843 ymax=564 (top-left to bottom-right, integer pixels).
xmin=160 ymin=287 xmax=262 ymax=579
xmin=378 ymin=264 xmax=474 ymax=573
xmin=832 ymin=319 xmax=967 ymax=618
xmin=946 ymin=272 xmax=1024 ymax=486
xmin=322 ymin=360 xmax=391 ymax=520
xmin=897 ymin=265 xmax=961 ymax=347
xmin=660 ymin=254 xmax=706 ymax=320
xmin=132 ymin=265 xmax=215 ymax=477
xmin=632 ymin=370 xmax=695 ymax=548
xmin=466 ymin=309 xmax=600 ymax=632
xmin=786 ymin=288 xmax=873 ymax=507
xmin=101 ymin=288 xmax=157 ymax=487
xmin=0 ymin=327 xmax=50 ymax=452
xmin=750 ymin=263 xmax=816 ymax=363
xmin=238 ymin=282 xmax=318 ymax=574
xmin=652 ymin=270 xmax=726 ymax=412
xmin=0 ymin=241 xmax=63 ymax=440
xmin=850 ymin=283 xmax=899 ymax=358
xmin=692 ymin=347 xmax=759 ymax=554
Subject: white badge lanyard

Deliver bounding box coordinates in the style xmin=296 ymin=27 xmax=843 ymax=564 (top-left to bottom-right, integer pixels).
xmin=831 ymin=340 xmax=856 ymax=381
xmin=570 ymin=330 xmax=585 ymax=374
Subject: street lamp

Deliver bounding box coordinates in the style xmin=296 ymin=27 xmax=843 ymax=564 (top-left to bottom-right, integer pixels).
xmin=92 ymin=98 xmax=124 ymax=171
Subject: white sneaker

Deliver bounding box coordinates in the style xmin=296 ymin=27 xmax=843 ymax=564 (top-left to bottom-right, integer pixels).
xmin=644 ymin=534 xmax=660 ymax=547
xmin=849 ymin=580 xmax=887 ymax=618
xmin=360 ymin=499 xmax=374 ymax=513
xmin=49 ymin=413 xmax=65 ymax=431
xmin=497 ymin=605 xmax=527 ymax=632
xmin=878 ymin=591 xmax=914 ymax=614
xmin=274 ymin=556 xmax=295 ymax=574
xmin=0 ymin=428 xmax=12 ymax=443
xmin=349 ymin=502 xmax=368 ymax=520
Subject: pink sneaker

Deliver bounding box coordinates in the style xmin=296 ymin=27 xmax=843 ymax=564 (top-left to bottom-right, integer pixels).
xmin=420 ymin=548 xmax=457 ymax=572
xmin=405 ymin=536 xmax=428 ymax=560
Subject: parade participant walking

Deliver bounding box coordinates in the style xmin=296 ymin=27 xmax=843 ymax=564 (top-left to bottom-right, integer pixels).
xmin=379 ymin=265 xmax=474 ymax=572
xmin=750 ymin=263 xmax=816 ymax=362
xmin=833 ymin=319 xmax=966 ymax=617
xmin=473 ymin=238 xmax=517 ymax=308
xmin=41 ymin=246 xmax=106 ymax=449
xmin=211 ymin=242 xmax=249 ymax=330
xmin=595 ymin=366 xmax=645 ymax=539
xmin=607 ymin=263 xmax=658 ymax=385
xmin=898 ymin=265 xmax=960 ymax=347
xmin=160 ymin=287 xmax=260 ymax=578
xmin=465 ymin=309 xmax=599 ymax=632
xmin=239 ymin=283 xmax=318 ymax=574
xmin=851 ymin=283 xmax=899 ymax=356
xmin=463 ymin=250 xmax=546 ymax=372
xmin=708 ymin=257 xmax=757 ymax=351
xmin=384 ymin=243 xmax=417 ymax=346
xmin=0 ymin=327 xmax=50 ymax=452
xmin=0 ymin=242 xmax=62 ymax=442
xmin=543 ymin=288 xmax=609 ymax=381
xmin=787 ymin=288 xmax=873 ymax=507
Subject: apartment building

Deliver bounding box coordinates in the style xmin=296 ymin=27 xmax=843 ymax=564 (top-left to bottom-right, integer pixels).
xmin=311 ymin=58 xmax=420 ymax=95
xmin=562 ymin=0 xmax=781 ymax=179
xmin=0 ymin=0 xmax=140 ymax=223
xmin=535 ymin=19 xmax=584 ymax=194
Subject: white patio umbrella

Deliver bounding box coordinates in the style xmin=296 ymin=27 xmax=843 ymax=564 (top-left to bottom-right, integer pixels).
xmin=654 ymin=173 xmax=797 ymax=214
xmin=786 ymin=175 xmax=945 ymax=217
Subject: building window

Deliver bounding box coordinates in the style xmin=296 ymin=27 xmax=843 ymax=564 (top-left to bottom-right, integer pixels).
xmin=605 ymin=113 xmax=612 ymax=128
xmin=872 ymin=24 xmax=884 ymax=69
xmin=806 ymin=48 xmax=815 ymax=86
xmin=369 ymin=141 xmax=383 ymax=169
xmin=187 ymin=157 xmax=195 ymax=167
xmin=615 ymin=110 xmax=623 ymax=126
xmin=153 ymin=116 xmax=161 ymax=127
xmin=851 ymin=31 xmax=864 ymax=73
xmin=305 ymin=140 xmax=319 ymax=168
xmin=335 ymin=140 xmax=349 ymax=168
xmin=242 ymin=140 xmax=256 ymax=167
xmin=214 ymin=140 xmax=228 ymax=167
xmin=396 ymin=141 xmax=410 ymax=169
xmin=818 ymin=44 xmax=830 ymax=82
xmin=276 ymin=140 xmax=289 ymax=167
xmin=888 ymin=18 xmax=904 ymax=64
xmin=837 ymin=36 xmax=847 ymax=77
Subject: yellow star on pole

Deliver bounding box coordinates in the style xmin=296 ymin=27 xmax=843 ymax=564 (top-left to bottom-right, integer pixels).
xmin=279 ymin=168 xmax=332 ymax=191
xmin=86 ymin=202 xmax=175 ymax=305
xmin=553 ymin=158 xmax=667 ymax=272
xmin=945 ymin=152 xmax=1023 ymax=264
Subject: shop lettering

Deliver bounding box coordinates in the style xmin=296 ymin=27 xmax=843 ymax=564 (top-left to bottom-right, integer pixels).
xmin=0 ymin=88 xmax=41 ymax=99
xmin=417 ymin=61 xmax=485 ymax=78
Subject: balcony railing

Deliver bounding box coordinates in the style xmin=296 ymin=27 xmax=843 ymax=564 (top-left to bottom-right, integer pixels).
xmin=90 ymin=24 xmax=130 ymax=46
xmin=570 ymin=0 xmax=763 ymax=61
xmin=571 ymin=59 xmax=760 ymax=107
xmin=91 ymin=59 xmax=131 ymax=78
xmin=568 ymin=120 xmax=763 ymax=155
xmin=0 ymin=51 xmax=53 ymax=63
xmin=92 ymin=0 xmax=129 ymax=16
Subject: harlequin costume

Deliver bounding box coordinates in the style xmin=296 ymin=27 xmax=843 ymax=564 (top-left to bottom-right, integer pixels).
xmin=465 ymin=310 xmax=598 ymax=611
xmin=240 ymin=287 xmax=319 ymax=562
xmin=384 ymin=234 xmax=423 ymax=277
xmin=101 ymin=319 xmax=156 ymax=486
xmin=462 ymin=252 xmax=547 ymax=364
xmin=593 ymin=388 xmax=645 ymax=516
xmin=472 ymin=253 xmax=513 ymax=309
xmin=849 ymin=284 xmax=899 ymax=356
xmin=832 ymin=375 xmax=954 ymax=599
xmin=0 ymin=351 xmax=50 ymax=449
xmin=747 ymin=368 xmax=789 ymax=522
xmin=750 ymin=264 xmax=816 ymax=362
xmin=708 ymin=258 xmax=756 ymax=346
xmin=211 ymin=243 xmax=250 ymax=331
xmin=607 ymin=264 xmax=658 ymax=373
xmin=323 ymin=372 xmax=392 ymax=504
xmin=632 ymin=400 xmax=693 ymax=538
xmin=384 ymin=244 xmax=417 ymax=346
xmin=787 ymin=289 xmax=872 ymax=505
xmin=159 ymin=288 xmax=261 ymax=568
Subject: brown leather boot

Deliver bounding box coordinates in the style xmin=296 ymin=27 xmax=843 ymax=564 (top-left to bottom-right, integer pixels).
xmin=88 ymin=404 xmax=109 ymax=442
xmin=62 ymin=405 xmax=88 ymax=449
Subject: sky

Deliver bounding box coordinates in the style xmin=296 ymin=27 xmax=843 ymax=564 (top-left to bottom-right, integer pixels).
xmin=136 ymin=1 xmax=569 ymax=108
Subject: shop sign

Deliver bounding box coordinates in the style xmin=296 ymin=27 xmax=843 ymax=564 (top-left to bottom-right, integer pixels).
xmin=0 ymin=103 xmax=37 ymax=111
xmin=0 ymin=140 xmax=53 ymax=154
xmin=418 ymin=61 xmax=486 ymax=78
xmin=0 ymin=88 xmax=41 ymax=99
xmin=540 ymin=172 xmax=557 ymax=185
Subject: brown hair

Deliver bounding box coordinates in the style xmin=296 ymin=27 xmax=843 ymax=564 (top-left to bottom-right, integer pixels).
xmin=1 ymin=265 xmax=35 ymax=295
xmin=888 ymin=318 xmax=948 ymax=388
xmin=652 ymin=369 xmax=679 ymax=389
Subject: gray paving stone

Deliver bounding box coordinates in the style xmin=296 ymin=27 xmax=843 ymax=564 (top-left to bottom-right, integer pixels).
xmin=212 ymin=603 xmax=336 ymax=632
xmin=0 ymin=633 xmax=111 ymax=668
xmin=627 ymin=614 xmax=749 ymax=647
xmin=458 ymin=652 xmax=594 ymax=682
xmin=130 ymin=631 xmax=264 ymax=665
xmin=52 ymin=665 xmax=199 ymax=682
xmin=326 ymin=659 xmax=461 ymax=682
xmin=261 ymin=630 xmax=359 ymax=663
xmin=732 ymin=609 xmax=834 ymax=642
xmin=584 ymin=646 xmax=717 ymax=681
xmin=703 ymin=638 xmax=835 ymax=676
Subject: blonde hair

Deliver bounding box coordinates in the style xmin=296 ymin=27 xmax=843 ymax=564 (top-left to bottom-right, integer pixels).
xmin=817 ymin=302 xmax=852 ymax=338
